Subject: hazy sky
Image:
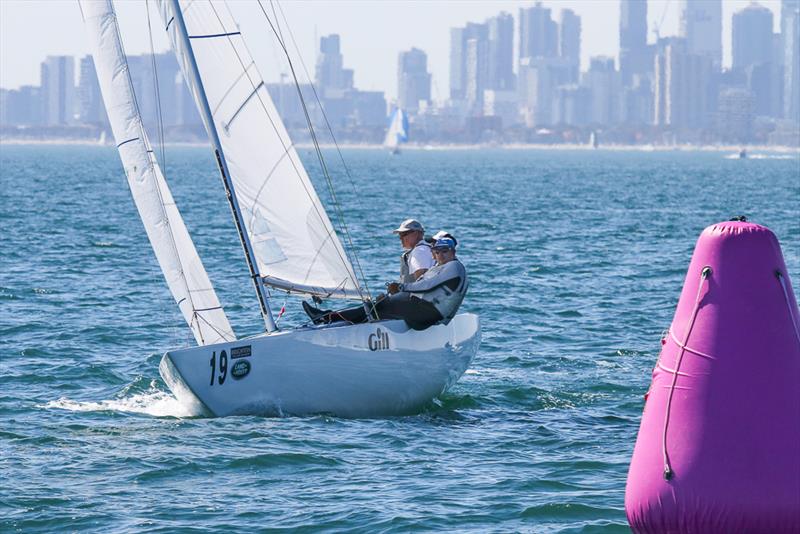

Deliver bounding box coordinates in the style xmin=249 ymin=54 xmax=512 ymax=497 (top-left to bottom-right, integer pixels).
xmin=0 ymin=0 xmax=784 ymax=101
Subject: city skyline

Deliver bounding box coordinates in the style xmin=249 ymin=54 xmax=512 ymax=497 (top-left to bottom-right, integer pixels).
xmin=3 ymin=0 xmax=798 ymax=147
xmin=0 ymin=0 xmax=787 ymax=100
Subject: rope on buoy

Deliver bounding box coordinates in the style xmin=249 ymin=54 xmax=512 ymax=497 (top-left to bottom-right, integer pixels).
xmin=776 ymin=270 xmax=800 ymax=347
xmin=662 ymin=266 xmax=712 ymax=480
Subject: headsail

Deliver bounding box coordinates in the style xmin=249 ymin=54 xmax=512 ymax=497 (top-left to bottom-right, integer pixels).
xmin=383 ymin=108 xmax=408 ymax=150
xmin=80 ymin=0 xmax=235 ymax=345
xmin=158 ymin=0 xmax=363 ymax=300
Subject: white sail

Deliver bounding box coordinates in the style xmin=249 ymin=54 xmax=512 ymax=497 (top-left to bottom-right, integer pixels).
xmin=158 ymin=0 xmax=362 ymax=300
xmin=80 ymin=0 xmax=235 ymax=345
xmin=383 ymin=108 xmax=408 ymax=149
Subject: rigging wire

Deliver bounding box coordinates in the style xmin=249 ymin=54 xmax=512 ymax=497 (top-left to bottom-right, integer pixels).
xmin=256 ymin=0 xmax=379 ymax=316
xmin=145 ymin=0 xmax=167 ymax=175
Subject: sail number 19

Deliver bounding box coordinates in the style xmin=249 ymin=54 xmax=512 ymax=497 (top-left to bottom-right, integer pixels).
xmin=209 ymin=350 xmax=228 ymax=385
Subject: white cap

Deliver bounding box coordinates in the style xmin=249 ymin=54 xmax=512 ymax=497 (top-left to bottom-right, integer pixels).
xmin=392 ymin=219 xmax=424 ymax=234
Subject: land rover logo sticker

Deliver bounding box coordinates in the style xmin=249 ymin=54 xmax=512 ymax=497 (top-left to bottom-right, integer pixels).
xmin=231 ymin=359 xmax=251 ymax=379
xmin=231 ymin=345 xmax=252 ymax=359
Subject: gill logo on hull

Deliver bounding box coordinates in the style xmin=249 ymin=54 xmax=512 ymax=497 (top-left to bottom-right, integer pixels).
xmin=368 ymin=327 xmax=390 ymax=351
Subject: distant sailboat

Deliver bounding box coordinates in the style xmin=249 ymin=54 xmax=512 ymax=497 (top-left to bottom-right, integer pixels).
xmin=384 ymin=108 xmax=408 ymax=154
xmin=589 ymin=131 xmax=599 ymax=149
xmin=80 ymin=0 xmax=479 ymax=417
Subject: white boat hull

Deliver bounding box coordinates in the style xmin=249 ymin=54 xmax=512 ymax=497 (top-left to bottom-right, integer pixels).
xmin=159 ymin=313 xmax=480 ymax=417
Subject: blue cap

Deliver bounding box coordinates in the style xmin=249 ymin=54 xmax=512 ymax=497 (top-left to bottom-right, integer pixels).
xmin=432 ymin=237 xmax=456 ymax=250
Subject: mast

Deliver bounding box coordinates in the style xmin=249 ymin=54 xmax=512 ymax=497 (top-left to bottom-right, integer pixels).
xmin=168 ymin=0 xmax=277 ymax=332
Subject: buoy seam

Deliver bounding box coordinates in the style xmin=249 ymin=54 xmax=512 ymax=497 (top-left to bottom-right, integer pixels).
xmin=776 ymin=271 xmax=800 ymax=348
xmin=656 ymin=361 xmax=692 ymax=376
xmin=661 ymin=266 xmax=710 ymax=481
xmin=668 ymin=330 xmax=716 ymax=360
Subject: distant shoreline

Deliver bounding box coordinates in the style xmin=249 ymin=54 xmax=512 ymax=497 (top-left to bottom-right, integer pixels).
xmin=2 ymin=138 xmax=798 ymax=154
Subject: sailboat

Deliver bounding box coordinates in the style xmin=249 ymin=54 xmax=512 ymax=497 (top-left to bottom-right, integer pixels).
xmin=384 ymin=108 xmax=408 ymax=154
xmin=80 ymin=0 xmax=480 ymax=417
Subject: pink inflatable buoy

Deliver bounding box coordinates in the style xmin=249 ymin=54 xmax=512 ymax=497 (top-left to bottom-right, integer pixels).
xmin=625 ymin=220 xmax=800 ymax=533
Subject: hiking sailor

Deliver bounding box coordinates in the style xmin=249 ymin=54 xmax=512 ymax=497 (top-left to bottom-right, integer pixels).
xmin=393 ymin=218 xmax=434 ymax=283
xmin=303 ymin=237 xmax=468 ymax=331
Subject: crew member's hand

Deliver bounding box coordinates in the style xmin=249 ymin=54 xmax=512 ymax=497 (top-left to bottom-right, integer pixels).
xmin=387 ymin=282 xmax=401 ymax=295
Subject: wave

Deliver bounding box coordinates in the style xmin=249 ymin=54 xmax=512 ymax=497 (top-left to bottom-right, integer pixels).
xmin=40 ymin=383 xmax=202 ymax=418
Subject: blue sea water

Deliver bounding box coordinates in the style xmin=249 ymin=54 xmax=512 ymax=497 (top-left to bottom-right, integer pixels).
xmin=1 ymin=145 xmax=798 ymax=532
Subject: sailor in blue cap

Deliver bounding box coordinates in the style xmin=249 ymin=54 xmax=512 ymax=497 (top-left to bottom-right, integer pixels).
xmin=303 ymin=236 xmax=468 ymax=330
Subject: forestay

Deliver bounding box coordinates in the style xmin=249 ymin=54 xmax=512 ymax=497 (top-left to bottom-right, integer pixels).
xmin=158 ymin=0 xmax=362 ymax=300
xmin=80 ymin=0 xmax=235 ymax=345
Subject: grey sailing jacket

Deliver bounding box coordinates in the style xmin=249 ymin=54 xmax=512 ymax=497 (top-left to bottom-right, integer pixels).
xmin=400 ymin=259 xmax=468 ymax=324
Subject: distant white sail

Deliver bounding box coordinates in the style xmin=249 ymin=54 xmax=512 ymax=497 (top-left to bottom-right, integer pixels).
xmin=158 ymin=0 xmax=362 ymax=300
xmin=383 ymin=109 xmax=408 ymax=150
xmin=80 ymin=0 xmax=235 ymax=345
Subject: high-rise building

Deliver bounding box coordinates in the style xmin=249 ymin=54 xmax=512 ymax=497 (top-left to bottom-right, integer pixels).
xmin=518 ymin=56 xmax=571 ymax=126
xmin=552 ymin=85 xmax=591 ymax=125
xmin=127 ymin=53 xmax=185 ymax=128
xmin=654 ymin=39 xmax=714 ymax=129
xmin=397 ymin=48 xmax=431 ymax=113
xmin=619 ymin=0 xmax=650 ymax=86
xmin=519 ymin=2 xmax=558 ymax=60
xmin=717 ymin=88 xmax=754 ymax=142
xmin=585 ymin=57 xmax=621 ymax=125
xmin=782 ymin=0 xmax=800 ymax=120
xmin=487 ymin=12 xmax=515 ymax=91
xmin=679 ymin=0 xmax=722 ymax=69
xmin=77 ymin=56 xmax=107 ymax=126
xmin=41 ymin=55 xmax=75 ymax=126
xmin=732 ymin=3 xmax=774 ymax=72
xmin=465 ymin=36 xmax=489 ymax=112
xmin=449 ymin=23 xmax=488 ymax=102
xmin=559 ymin=9 xmax=581 ymax=83
xmin=315 ymin=34 xmax=353 ymax=97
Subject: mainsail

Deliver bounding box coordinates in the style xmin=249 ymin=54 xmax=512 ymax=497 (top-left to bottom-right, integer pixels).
xmin=80 ymin=0 xmax=235 ymax=346
xmin=158 ymin=0 xmax=363 ymax=301
xmin=383 ymin=108 xmax=408 ymax=150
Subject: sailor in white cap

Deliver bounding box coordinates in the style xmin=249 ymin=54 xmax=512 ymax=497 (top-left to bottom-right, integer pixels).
xmin=393 ymin=218 xmax=434 ymax=283
xmin=302 ymin=236 xmax=468 ymax=330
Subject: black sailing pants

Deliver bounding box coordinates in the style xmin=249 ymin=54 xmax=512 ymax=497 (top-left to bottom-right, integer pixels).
xmin=323 ymin=293 xmax=443 ymax=331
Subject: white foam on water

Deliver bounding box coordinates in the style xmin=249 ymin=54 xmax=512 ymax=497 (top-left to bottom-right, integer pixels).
xmin=724 ymin=153 xmax=797 ymax=160
xmin=41 ymin=385 xmax=202 ymax=418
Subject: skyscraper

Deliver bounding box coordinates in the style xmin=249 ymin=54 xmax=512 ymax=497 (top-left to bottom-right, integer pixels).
xmin=654 ymin=39 xmax=714 ymax=129
xmin=77 ymin=56 xmax=107 ymax=126
xmin=519 ymin=3 xmax=558 ymax=60
xmin=782 ymin=0 xmax=800 ymax=120
xmin=679 ymin=0 xmax=722 ymax=69
xmin=619 ymin=0 xmax=650 ymax=86
xmin=449 ymin=23 xmax=488 ymax=102
xmin=40 ymin=55 xmax=75 ymax=126
xmin=397 ymin=48 xmax=431 ymax=113
xmin=560 ymin=9 xmax=581 ymax=84
xmin=465 ymin=36 xmax=489 ymax=111
xmin=315 ymin=34 xmax=353 ymax=97
xmin=586 ymin=57 xmax=621 ymax=125
xmin=487 ymin=12 xmax=515 ymax=91
xmin=732 ymin=3 xmax=774 ymax=72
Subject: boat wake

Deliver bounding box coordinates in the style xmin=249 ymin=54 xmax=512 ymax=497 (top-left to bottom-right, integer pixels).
xmin=724 ymin=153 xmax=797 ymax=160
xmin=41 ymin=381 xmax=202 ymax=418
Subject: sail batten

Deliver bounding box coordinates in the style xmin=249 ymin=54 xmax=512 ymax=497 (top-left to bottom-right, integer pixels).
xmin=80 ymin=0 xmax=235 ymax=346
xmin=158 ymin=0 xmax=362 ymax=303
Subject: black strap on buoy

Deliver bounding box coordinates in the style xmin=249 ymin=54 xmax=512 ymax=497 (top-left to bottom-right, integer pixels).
xmin=729 ymin=215 xmax=748 ymax=222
